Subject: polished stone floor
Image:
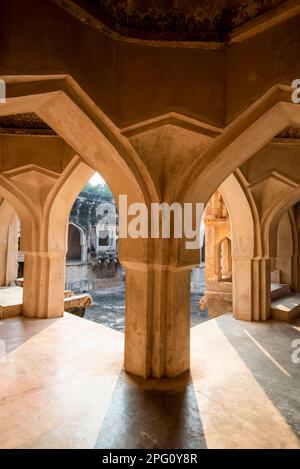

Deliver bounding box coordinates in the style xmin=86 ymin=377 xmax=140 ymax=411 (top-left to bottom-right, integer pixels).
xmin=0 ymin=312 xmax=299 ymax=449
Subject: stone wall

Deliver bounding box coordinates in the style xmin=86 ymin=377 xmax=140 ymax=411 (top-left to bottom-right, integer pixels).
xmin=65 ymin=261 xmax=124 ymax=293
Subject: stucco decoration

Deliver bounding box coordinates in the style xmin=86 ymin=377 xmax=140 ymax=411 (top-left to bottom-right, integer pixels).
xmin=73 ymin=0 xmax=286 ymax=41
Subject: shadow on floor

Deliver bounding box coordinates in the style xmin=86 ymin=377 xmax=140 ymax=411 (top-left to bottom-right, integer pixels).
xmin=215 ymin=314 xmax=300 ymax=439
xmin=0 ymin=315 xmax=60 ymax=355
xmin=96 ymin=370 xmax=207 ymax=449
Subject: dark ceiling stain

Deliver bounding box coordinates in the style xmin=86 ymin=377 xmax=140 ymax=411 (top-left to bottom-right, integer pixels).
xmin=0 ymin=113 xmax=57 ymax=136
xmin=276 ymin=128 xmax=300 ymax=139
xmin=72 ymin=0 xmax=286 ymax=42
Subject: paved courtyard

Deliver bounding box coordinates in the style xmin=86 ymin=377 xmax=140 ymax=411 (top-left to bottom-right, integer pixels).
xmin=84 ymin=266 xmax=208 ymax=331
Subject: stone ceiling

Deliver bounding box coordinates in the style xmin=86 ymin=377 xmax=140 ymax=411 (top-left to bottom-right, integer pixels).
xmin=0 ymin=113 xmax=57 ymax=135
xmin=276 ymin=127 xmax=300 ymax=139
xmin=72 ymin=0 xmax=286 ymax=41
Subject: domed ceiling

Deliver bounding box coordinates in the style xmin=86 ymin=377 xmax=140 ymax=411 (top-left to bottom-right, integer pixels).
xmin=72 ymin=0 xmax=286 ymax=41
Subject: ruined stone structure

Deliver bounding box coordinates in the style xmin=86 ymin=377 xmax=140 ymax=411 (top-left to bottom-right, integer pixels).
xmin=65 ymin=188 xmax=120 ymax=292
xmin=67 ymin=189 xmax=118 ymax=262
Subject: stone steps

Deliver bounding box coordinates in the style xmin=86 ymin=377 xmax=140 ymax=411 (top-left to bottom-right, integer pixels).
xmin=0 ymin=286 xmax=23 ymax=318
xmin=270 ymin=282 xmax=290 ymax=300
xmin=270 ymin=293 xmax=300 ymax=322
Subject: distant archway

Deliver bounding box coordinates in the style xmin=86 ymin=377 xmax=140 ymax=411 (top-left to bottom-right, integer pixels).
xmin=67 ymin=223 xmax=84 ymax=261
xmin=263 ymin=188 xmax=300 ymax=297
xmin=218 ymin=237 xmax=232 ymax=280
xmin=0 ymin=199 xmax=19 ymax=286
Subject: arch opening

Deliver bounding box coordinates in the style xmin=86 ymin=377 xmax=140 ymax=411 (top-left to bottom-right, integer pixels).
xmin=196 ymin=188 xmax=233 ymax=320
xmin=0 ymin=198 xmax=24 ymax=318
xmin=267 ymin=200 xmax=300 ymax=322
xmin=64 ymin=172 xmax=125 ymax=333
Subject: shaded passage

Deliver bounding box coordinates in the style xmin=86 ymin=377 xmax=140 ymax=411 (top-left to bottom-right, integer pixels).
xmin=96 ymin=371 xmax=206 ymax=449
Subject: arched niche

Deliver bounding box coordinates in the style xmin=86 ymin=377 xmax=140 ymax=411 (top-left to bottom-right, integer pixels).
xmin=275 ymin=211 xmax=294 ymax=287
xmin=218 ymin=237 xmax=232 ymax=280
xmin=67 ymin=222 xmax=86 ymax=262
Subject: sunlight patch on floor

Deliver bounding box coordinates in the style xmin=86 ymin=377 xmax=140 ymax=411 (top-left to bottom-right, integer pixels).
xmin=190 ymin=317 xmax=300 ymax=449
xmin=0 ymin=314 xmax=124 ymax=448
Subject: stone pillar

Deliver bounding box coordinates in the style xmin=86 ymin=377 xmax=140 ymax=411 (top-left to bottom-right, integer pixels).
xmin=22 ymin=250 xmax=65 ymax=318
xmin=204 ymin=224 xmax=218 ymax=281
xmin=165 ymin=267 xmax=190 ymax=377
xmin=6 ymin=219 xmax=19 ymax=284
xmin=123 ymin=261 xmax=191 ymax=378
xmin=81 ymin=244 xmax=88 ymax=262
xmin=296 ymin=254 xmax=300 ymax=293
xmin=0 ymin=244 xmax=8 ymax=286
xmin=215 ymin=242 xmax=222 ymax=281
xmin=124 ymin=262 xmax=153 ymax=379
xmin=291 ymin=253 xmax=300 ymax=292
xmin=233 ymin=257 xmax=271 ymax=321
xmin=252 ymin=257 xmax=271 ymax=321
xmin=221 ymin=238 xmax=232 ymax=277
